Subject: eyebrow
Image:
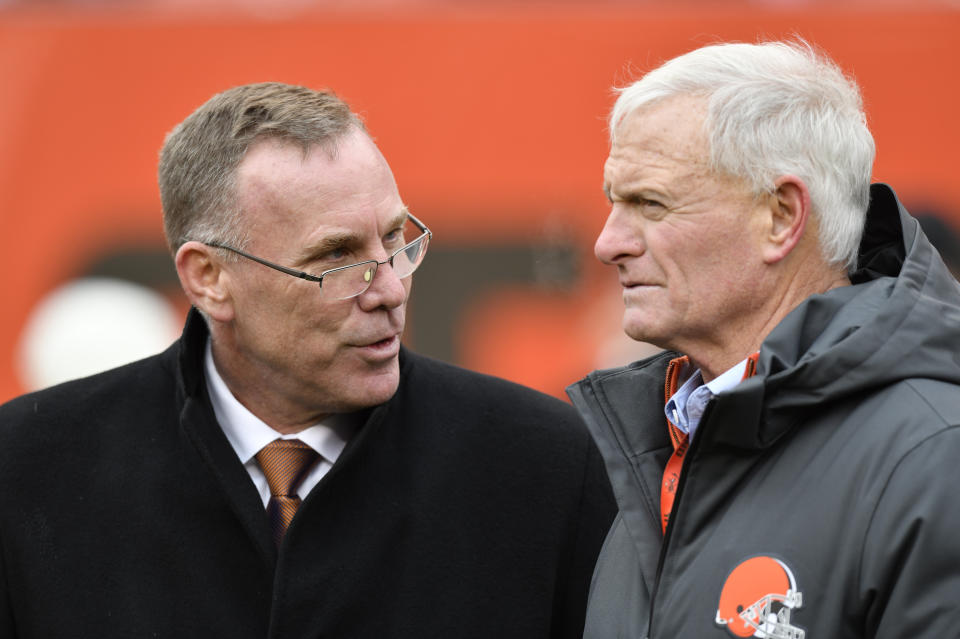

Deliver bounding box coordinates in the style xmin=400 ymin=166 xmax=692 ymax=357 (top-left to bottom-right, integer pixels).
xmin=298 ymin=207 xmax=412 ymax=262
xmin=387 ymin=207 xmax=411 ymax=232
xmin=305 ymin=232 xmax=360 ymax=256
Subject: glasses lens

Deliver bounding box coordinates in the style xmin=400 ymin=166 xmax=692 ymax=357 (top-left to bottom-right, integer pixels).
xmin=322 ymin=263 xmax=378 ymax=300
xmin=318 ymin=228 xmax=429 ymax=300
xmin=392 ymin=234 xmax=429 ymax=278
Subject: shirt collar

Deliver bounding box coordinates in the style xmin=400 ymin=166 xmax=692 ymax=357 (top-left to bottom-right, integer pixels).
xmin=203 ymin=339 xmax=351 ymax=465
xmin=705 ymin=356 xmax=752 ymax=395
xmin=664 ymin=355 xmax=752 ymax=438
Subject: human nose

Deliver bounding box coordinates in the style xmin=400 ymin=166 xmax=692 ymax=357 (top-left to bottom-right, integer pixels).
xmin=594 ymin=204 xmax=643 ymax=266
xmin=357 ymin=259 xmax=408 ymax=311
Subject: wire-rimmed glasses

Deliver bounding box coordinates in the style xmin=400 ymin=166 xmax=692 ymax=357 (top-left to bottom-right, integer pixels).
xmin=205 ymin=213 xmax=431 ymax=300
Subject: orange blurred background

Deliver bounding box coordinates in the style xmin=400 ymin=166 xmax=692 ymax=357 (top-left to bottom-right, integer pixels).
xmin=2 ymin=1 xmax=959 ymax=403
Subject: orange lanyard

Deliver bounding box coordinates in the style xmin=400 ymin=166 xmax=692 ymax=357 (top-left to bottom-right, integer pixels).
xmin=659 ymin=353 xmax=758 ymax=534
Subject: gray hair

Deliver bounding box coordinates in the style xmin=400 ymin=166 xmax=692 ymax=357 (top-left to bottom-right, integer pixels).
xmin=158 ymin=82 xmax=363 ymax=255
xmin=610 ymin=41 xmax=875 ymax=270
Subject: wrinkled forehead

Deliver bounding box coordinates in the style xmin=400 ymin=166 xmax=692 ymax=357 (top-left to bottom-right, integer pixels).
xmin=611 ymin=94 xmax=708 ymax=153
xmin=604 ymin=97 xmax=711 ymax=182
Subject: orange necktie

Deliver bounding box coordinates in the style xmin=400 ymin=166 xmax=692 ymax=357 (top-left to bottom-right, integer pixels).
xmin=255 ymin=439 xmax=320 ymax=547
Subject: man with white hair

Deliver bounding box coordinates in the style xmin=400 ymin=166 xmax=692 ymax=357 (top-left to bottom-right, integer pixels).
xmin=567 ymin=41 xmax=960 ymax=638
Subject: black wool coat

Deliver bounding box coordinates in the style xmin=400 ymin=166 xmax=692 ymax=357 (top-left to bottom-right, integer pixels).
xmin=0 ymin=311 xmax=615 ymax=638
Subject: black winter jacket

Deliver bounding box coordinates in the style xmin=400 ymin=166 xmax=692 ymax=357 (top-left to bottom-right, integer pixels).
xmin=567 ymin=185 xmax=960 ymax=639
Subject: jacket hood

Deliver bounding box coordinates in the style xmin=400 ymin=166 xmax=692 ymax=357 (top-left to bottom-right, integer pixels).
xmin=746 ymin=184 xmax=960 ymax=445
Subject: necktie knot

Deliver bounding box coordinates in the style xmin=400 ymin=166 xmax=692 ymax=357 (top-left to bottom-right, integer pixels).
xmin=255 ymin=439 xmax=319 ymax=498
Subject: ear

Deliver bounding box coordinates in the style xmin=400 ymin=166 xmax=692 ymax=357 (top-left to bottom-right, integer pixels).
xmin=762 ymin=175 xmax=812 ymax=265
xmin=174 ymin=241 xmax=236 ymax=322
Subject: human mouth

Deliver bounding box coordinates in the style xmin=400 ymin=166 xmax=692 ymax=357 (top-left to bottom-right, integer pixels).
xmin=354 ymin=334 xmax=401 ymax=360
xmin=620 ymin=279 xmax=660 ymax=303
xmin=620 ymin=278 xmax=657 ymax=290
xmin=367 ymin=335 xmax=397 ymax=349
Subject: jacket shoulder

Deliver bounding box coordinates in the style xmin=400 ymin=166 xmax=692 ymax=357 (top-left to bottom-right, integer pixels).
xmin=401 ymin=349 xmax=569 ymax=406
xmin=848 ymin=377 xmax=960 ymax=455
xmin=399 ymin=348 xmax=584 ymax=431
xmin=901 ymin=378 xmax=960 ymax=427
xmin=0 ymin=348 xmax=178 ymax=445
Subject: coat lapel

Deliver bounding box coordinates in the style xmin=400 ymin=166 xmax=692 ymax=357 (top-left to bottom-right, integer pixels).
xmin=174 ymin=310 xmax=277 ymax=569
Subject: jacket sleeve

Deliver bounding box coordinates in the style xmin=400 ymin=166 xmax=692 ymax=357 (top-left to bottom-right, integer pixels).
xmin=551 ymin=433 xmax=617 ymax=639
xmin=859 ymin=425 xmax=960 ymax=638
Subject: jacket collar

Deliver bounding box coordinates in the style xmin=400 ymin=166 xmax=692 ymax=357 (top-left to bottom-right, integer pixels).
xmin=176 ymin=307 xmax=210 ymax=400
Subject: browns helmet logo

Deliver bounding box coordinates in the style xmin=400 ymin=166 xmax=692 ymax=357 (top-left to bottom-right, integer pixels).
xmin=715 ymin=555 xmax=805 ymax=639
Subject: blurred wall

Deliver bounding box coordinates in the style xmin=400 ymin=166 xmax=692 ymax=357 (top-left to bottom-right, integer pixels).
xmin=2 ymin=3 xmax=959 ymax=401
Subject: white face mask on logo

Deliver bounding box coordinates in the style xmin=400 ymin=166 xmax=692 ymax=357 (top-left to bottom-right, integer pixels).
xmin=715 ymin=556 xmax=805 ymax=639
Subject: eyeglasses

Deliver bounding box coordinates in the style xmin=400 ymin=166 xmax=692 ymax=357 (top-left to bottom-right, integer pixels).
xmin=205 ymin=213 xmax=431 ymax=300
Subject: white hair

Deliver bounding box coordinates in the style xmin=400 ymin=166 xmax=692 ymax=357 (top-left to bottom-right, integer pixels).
xmin=610 ymin=40 xmax=875 ymax=270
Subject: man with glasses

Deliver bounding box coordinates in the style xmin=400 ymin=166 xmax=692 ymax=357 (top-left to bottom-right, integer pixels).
xmin=0 ymin=83 xmax=614 ymax=638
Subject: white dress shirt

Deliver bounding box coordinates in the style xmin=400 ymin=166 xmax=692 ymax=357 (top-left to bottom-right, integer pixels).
xmin=664 ymin=356 xmax=752 ymax=441
xmin=204 ymin=340 xmax=353 ymax=506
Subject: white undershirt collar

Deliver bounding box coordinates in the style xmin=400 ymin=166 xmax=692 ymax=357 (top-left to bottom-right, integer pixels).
xmin=203 ymin=339 xmax=353 ymax=505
